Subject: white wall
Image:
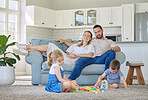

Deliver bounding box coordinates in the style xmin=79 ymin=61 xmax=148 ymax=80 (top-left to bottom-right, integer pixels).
xmin=26 ymin=26 xmax=54 ymax=43
xmin=53 ymin=27 xmax=121 ymax=40
xmin=118 ymin=42 xmax=148 ymax=82
xmin=15 ymin=56 xmax=26 ymax=75
xmin=26 ymin=26 xmax=121 ymax=42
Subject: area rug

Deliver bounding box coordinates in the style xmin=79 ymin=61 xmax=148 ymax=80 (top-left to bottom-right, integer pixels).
xmin=0 ymin=85 xmax=148 ymax=100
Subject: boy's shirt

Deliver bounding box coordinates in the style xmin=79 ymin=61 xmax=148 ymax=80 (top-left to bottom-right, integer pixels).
xmin=104 ymin=69 xmax=123 ymax=84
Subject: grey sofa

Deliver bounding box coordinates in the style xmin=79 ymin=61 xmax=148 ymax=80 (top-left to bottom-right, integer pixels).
xmin=25 ymin=39 xmax=126 ymax=85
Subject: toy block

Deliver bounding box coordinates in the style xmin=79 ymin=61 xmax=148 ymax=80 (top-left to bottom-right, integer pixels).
xmin=78 ymin=90 xmax=83 ymax=93
xmin=71 ymin=89 xmax=76 ymax=92
xmin=85 ymin=86 xmax=92 ymax=90
xmin=100 ymin=88 xmax=105 ymax=93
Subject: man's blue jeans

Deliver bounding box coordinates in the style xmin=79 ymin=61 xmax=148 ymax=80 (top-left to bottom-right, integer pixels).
xmin=68 ymin=50 xmax=115 ymax=80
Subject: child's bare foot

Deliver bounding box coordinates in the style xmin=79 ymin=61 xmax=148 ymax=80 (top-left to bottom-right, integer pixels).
xmin=125 ymin=87 xmax=130 ymax=90
xmin=108 ymin=83 xmax=119 ymax=89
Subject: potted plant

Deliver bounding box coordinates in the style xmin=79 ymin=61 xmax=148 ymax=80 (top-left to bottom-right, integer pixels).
xmin=0 ymin=35 xmax=20 ymax=85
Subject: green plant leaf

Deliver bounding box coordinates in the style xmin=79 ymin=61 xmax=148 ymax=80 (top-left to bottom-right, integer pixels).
xmin=0 ymin=57 xmax=5 ymax=60
xmin=5 ymin=57 xmax=16 ymax=66
xmin=6 ymin=52 xmax=21 ymax=61
xmin=6 ymin=61 xmax=13 ymax=66
xmin=12 ymin=53 xmax=20 ymax=61
xmin=0 ymin=57 xmax=7 ymax=66
xmin=2 ymin=42 xmax=16 ymax=54
xmin=6 ymin=42 xmax=16 ymax=47
xmin=0 ymin=35 xmax=7 ymax=46
xmin=0 ymin=35 xmax=20 ymax=66
xmin=0 ymin=46 xmax=5 ymax=55
xmin=0 ymin=35 xmax=11 ymax=46
xmin=0 ymin=35 xmax=14 ymax=55
xmin=0 ymin=61 xmax=5 ymax=66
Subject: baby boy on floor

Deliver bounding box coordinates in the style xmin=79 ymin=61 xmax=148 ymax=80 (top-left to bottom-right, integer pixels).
xmin=94 ymin=59 xmax=130 ymax=89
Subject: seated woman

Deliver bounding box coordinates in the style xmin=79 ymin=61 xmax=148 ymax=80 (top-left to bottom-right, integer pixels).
xmin=13 ymin=31 xmax=95 ymax=65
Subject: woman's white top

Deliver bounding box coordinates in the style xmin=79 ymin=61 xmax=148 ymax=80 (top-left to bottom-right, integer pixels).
xmin=66 ymin=43 xmax=95 ymax=55
xmin=49 ymin=63 xmax=64 ymax=74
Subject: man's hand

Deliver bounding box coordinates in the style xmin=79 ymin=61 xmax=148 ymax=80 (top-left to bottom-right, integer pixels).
xmin=107 ymin=46 xmax=121 ymax=52
xmin=54 ymin=39 xmax=65 ymax=44
xmin=107 ymin=47 xmax=116 ymax=51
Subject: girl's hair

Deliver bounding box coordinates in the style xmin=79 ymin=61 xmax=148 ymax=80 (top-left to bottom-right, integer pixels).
xmin=46 ymin=49 xmax=64 ymax=67
xmin=77 ymin=31 xmax=93 ymax=47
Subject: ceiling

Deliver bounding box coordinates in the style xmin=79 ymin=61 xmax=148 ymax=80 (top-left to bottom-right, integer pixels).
xmin=26 ymin=0 xmax=148 ymax=10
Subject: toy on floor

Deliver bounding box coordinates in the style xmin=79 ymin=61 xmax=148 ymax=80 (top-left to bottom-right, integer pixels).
xmin=100 ymin=80 xmax=108 ymax=89
xmin=71 ymin=80 xmax=108 ymax=93
xmin=71 ymin=86 xmax=106 ymax=94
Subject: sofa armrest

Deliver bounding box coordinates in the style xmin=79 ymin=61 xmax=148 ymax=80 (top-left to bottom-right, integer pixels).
xmin=25 ymin=50 xmax=43 ymax=85
xmin=25 ymin=51 xmax=43 ymax=64
xmin=115 ymin=51 xmax=126 ymax=64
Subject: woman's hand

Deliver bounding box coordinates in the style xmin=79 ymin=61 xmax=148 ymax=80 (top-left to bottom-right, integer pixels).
xmin=55 ymin=39 xmax=65 ymax=44
xmin=70 ymin=53 xmax=76 ymax=58
xmin=67 ymin=52 xmax=77 ymax=58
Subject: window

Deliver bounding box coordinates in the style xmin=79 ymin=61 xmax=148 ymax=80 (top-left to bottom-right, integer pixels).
xmin=9 ymin=0 xmax=18 ymax=10
xmin=0 ymin=0 xmax=20 ymax=41
xmin=0 ymin=13 xmax=5 ymax=35
xmin=0 ymin=0 xmax=5 ymax=8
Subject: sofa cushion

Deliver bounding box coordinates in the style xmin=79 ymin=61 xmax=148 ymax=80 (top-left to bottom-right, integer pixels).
xmin=31 ymin=39 xmax=73 ymax=53
xmin=31 ymin=39 xmax=63 ymax=51
xmin=42 ymin=62 xmax=105 ymax=75
xmin=42 ymin=62 xmax=50 ymax=70
xmin=62 ymin=39 xmax=72 ymax=52
xmin=115 ymin=51 xmax=126 ymax=64
xmin=63 ymin=64 xmax=105 ymax=75
xmin=81 ymin=64 xmax=105 ymax=75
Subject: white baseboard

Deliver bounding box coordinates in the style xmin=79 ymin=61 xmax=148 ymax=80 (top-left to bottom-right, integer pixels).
xmin=26 ymin=72 xmax=31 ymax=75
xmin=15 ymin=72 xmax=27 ymax=75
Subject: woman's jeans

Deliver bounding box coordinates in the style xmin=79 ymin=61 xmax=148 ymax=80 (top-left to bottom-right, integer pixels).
xmin=68 ymin=50 xmax=115 ymax=80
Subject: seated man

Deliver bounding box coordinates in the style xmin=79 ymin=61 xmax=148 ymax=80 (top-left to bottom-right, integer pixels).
xmin=55 ymin=25 xmax=121 ymax=80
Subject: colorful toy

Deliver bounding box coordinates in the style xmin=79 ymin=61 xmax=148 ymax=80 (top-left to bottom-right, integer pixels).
xmin=80 ymin=87 xmax=85 ymax=91
xmin=71 ymin=89 xmax=76 ymax=92
xmin=76 ymin=87 xmax=80 ymax=90
xmin=85 ymin=86 xmax=92 ymax=91
xmin=100 ymin=88 xmax=105 ymax=93
xmin=96 ymin=89 xmax=101 ymax=93
xmin=71 ymin=86 xmax=106 ymax=93
xmin=78 ymin=90 xmax=83 ymax=93
xmin=100 ymin=80 xmax=108 ymax=89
